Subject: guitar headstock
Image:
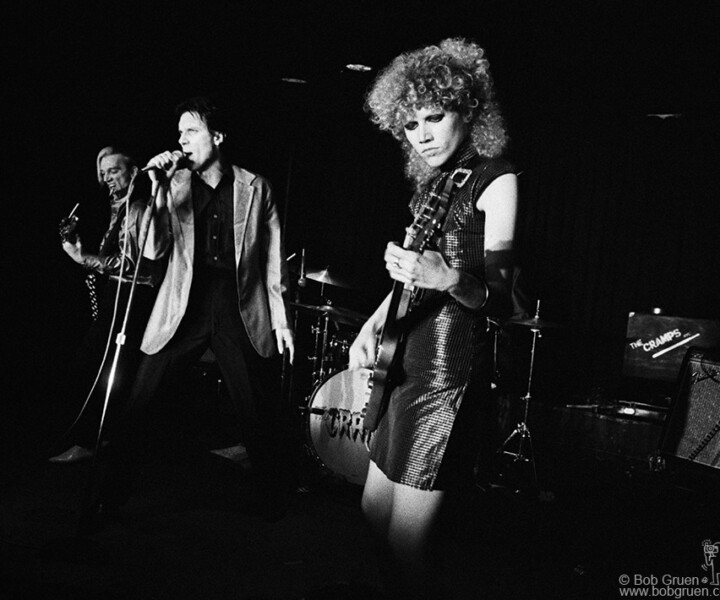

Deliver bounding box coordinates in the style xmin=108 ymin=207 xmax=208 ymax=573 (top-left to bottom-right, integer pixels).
xmin=59 ymin=215 xmax=79 ymax=243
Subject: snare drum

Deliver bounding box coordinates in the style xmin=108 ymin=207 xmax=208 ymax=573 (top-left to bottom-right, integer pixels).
xmin=307 ymin=368 xmax=372 ymax=486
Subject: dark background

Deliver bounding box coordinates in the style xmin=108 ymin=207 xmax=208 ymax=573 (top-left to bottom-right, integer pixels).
xmin=4 ymin=0 xmax=720 ymax=450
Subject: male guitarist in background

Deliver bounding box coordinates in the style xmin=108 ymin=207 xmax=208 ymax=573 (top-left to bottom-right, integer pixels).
xmin=50 ymin=146 xmax=163 ymax=464
xmin=348 ymin=38 xmax=518 ymax=599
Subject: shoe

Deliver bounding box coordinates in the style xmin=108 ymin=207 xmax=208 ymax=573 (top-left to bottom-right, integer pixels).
xmin=49 ymin=445 xmax=93 ymax=464
xmin=209 ymin=444 xmax=252 ymax=469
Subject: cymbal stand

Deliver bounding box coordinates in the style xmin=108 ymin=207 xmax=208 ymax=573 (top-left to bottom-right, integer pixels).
xmin=487 ymin=317 xmax=502 ymax=390
xmin=310 ymin=313 xmax=331 ymax=387
xmin=497 ymin=302 xmax=543 ymax=484
xmin=310 ymin=286 xmax=334 ymax=388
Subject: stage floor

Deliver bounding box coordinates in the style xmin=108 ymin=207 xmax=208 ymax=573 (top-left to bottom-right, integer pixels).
xmin=1 ymin=419 xmax=718 ymax=600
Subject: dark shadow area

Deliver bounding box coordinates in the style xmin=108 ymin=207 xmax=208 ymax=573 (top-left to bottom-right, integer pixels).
xmin=2 ymin=385 xmax=719 ymax=599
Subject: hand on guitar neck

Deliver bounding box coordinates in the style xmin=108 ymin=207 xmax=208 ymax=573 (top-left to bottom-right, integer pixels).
xmin=384 ymin=242 xmax=460 ymax=293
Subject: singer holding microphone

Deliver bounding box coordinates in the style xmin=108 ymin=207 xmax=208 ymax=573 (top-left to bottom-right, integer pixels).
xmin=94 ymin=96 xmax=296 ymax=526
xmin=49 ymin=146 xmax=164 ymax=464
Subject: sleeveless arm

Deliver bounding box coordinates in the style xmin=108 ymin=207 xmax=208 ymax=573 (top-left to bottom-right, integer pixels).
xmin=474 ymin=172 xmax=518 ymax=318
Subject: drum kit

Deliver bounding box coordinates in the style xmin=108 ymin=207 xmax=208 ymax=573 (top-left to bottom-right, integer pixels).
xmin=288 ymin=264 xmax=373 ymax=486
xmin=290 ymin=266 xmax=368 ymax=385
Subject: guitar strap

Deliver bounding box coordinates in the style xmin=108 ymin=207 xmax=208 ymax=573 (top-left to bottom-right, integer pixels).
xmin=85 ymin=273 xmax=99 ymax=321
xmin=436 ymin=166 xmax=474 ymax=229
xmin=433 ymin=156 xmax=492 ymax=235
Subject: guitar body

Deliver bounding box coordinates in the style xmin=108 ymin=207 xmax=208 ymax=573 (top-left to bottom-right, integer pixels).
xmin=363 ymin=282 xmax=411 ymax=429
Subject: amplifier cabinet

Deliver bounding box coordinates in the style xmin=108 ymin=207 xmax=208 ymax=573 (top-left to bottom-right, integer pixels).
xmin=662 ymin=347 xmax=720 ymax=469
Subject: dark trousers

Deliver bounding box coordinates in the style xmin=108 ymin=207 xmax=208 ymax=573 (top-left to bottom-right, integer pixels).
xmin=101 ymin=275 xmax=290 ymax=506
xmin=64 ymin=279 xmax=157 ymax=449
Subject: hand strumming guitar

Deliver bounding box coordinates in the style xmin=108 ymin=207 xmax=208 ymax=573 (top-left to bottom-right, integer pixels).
xmin=348 ymin=293 xmax=391 ymax=370
xmin=348 ymin=326 xmax=378 ymax=370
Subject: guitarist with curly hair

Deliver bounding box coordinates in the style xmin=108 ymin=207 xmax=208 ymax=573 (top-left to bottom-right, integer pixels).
xmin=348 ymin=38 xmax=519 ymax=598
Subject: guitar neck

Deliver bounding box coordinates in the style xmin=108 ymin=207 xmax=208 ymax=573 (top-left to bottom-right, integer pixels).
xmin=384 ymin=279 xmax=412 ymax=331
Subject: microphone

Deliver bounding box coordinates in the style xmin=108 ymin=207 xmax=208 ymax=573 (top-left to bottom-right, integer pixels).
xmin=142 ymin=150 xmax=188 ymax=174
xmin=143 ymin=151 xmax=187 ymax=200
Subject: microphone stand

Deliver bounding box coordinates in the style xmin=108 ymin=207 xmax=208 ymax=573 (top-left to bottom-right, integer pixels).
xmin=282 ymin=248 xmax=304 ymax=413
xmin=77 ymin=172 xmax=161 ymax=534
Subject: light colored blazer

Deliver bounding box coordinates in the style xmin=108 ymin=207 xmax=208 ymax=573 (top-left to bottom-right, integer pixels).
xmin=141 ymin=165 xmax=291 ymax=357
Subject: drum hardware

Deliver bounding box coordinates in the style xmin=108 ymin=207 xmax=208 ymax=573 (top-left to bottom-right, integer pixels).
xmin=497 ymin=300 xmax=559 ymax=484
xmin=291 ymin=301 xmax=367 ymax=388
xmin=487 ymin=317 xmax=502 ymax=389
xmin=290 ymin=300 xmax=334 ymax=387
xmin=311 ymin=310 xmax=333 ymax=386
xmin=327 ymin=331 xmax=355 ymax=361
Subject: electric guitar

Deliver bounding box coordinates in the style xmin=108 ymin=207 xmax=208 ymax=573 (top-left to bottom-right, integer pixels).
xmin=59 ymin=203 xmax=100 ymax=320
xmin=362 ymin=188 xmax=454 ymax=432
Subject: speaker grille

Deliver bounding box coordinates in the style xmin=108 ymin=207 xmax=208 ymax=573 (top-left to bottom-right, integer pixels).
xmin=663 ymin=348 xmax=720 ymax=469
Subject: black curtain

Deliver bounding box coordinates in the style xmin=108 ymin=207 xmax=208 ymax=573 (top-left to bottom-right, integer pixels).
xmin=513 ymin=111 xmax=720 ymax=398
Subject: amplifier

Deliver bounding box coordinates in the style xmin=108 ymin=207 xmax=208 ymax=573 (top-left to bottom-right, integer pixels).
xmin=663 ymin=347 xmax=720 ymax=470
xmin=554 ymin=405 xmax=664 ymax=464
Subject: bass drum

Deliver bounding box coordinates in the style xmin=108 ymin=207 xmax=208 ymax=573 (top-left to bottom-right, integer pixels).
xmin=307 ymin=368 xmax=372 ymax=486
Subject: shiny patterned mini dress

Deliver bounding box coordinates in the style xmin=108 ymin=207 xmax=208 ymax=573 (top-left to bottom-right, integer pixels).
xmin=369 ymin=145 xmax=515 ymax=490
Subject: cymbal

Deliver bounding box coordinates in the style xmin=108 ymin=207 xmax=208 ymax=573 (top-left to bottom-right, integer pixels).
xmin=323 ymin=306 xmax=368 ymax=326
xmin=506 ymin=315 xmax=563 ymax=329
xmin=290 ymin=303 xmax=368 ymax=327
xmin=305 ymin=267 xmax=353 ymax=289
xmin=291 ymin=302 xmax=324 ymax=314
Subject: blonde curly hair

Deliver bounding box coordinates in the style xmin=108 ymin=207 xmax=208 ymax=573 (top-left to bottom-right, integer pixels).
xmin=365 ymin=38 xmax=508 ymax=186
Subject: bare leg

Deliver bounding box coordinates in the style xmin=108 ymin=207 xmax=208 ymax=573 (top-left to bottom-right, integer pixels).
xmin=362 ymin=461 xmax=396 ymax=596
xmin=362 ymin=461 xmax=445 ymax=599
xmin=362 ymin=461 xmax=394 ymax=536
